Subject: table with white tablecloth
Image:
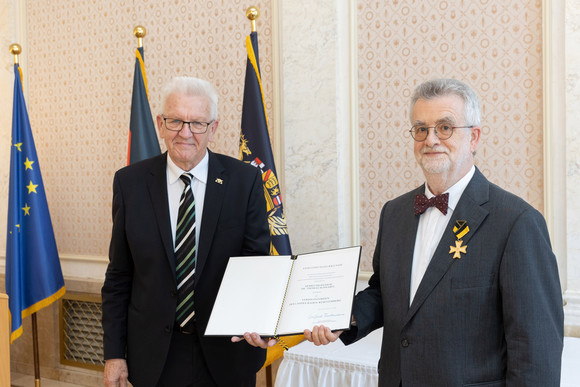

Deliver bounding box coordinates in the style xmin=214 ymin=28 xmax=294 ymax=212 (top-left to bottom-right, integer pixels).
xmin=275 ymin=329 xmax=381 ymax=387
xmin=275 ymin=329 xmax=580 ymax=387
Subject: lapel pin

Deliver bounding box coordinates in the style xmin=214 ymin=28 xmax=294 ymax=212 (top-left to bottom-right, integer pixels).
xmin=449 ymin=240 xmax=467 ymax=259
xmin=215 ymin=178 xmax=223 ymax=184
xmin=452 ymin=220 xmax=469 ymax=239
xmin=450 ymin=220 xmax=469 ymax=259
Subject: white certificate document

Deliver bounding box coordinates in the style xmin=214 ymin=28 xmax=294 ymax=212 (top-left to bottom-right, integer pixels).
xmin=204 ymin=246 xmax=361 ymax=336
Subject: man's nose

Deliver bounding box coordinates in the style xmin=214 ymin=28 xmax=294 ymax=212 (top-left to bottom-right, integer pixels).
xmin=425 ymin=128 xmax=440 ymax=146
xmin=179 ymin=124 xmax=194 ymax=137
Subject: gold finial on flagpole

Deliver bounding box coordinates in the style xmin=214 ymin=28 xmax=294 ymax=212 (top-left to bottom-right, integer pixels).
xmin=9 ymin=43 xmax=21 ymax=65
xmin=246 ymin=6 xmax=259 ymax=32
xmin=133 ymin=26 xmax=146 ymax=48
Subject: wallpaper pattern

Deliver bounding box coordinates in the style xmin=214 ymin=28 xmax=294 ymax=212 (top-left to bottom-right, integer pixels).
xmin=10 ymin=0 xmax=543 ymax=271
xmin=24 ymin=0 xmax=273 ymax=255
xmin=357 ymin=0 xmax=544 ymax=270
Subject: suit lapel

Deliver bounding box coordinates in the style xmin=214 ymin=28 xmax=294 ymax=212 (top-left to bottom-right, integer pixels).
xmin=195 ymin=151 xmax=227 ymax=282
xmin=146 ymin=153 xmax=177 ymax=278
xmin=399 ymin=186 xmax=424 ymax=308
xmin=405 ymin=168 xmax=490 ymax=323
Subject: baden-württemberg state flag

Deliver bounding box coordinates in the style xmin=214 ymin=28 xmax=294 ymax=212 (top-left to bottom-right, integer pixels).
xmin=128 ymin=46 xmax=160 ymax=165
xmin=239 ymin=31 xmax=302 ymax=367
xmin=5 ymin=64 xmax=65 ymax=343
xmin=240 ymin=31 xmax=291 ymax=258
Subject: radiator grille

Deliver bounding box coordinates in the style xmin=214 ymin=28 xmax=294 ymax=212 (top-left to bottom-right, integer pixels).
xmin=60 ymin=294 xmax=105 ymax=370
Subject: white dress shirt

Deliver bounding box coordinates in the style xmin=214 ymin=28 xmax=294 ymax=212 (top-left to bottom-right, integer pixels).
xmin=166 ymin=151 xmax=209 ymax=255
xmin=409 ymin=166 xmax=475 ymax=305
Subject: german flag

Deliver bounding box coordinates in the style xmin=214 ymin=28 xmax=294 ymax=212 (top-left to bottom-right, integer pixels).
xmin=127 ymin=46 xmax=160 ymax=164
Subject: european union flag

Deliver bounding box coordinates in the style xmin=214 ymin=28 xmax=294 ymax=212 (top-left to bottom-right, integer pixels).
xmin=128 ymin=46 xmax=160 ymax=164
xmin=240 ymin=31 xmax=292 ymax=257
xmin=5 ymin=64 xmax=65 ymax=343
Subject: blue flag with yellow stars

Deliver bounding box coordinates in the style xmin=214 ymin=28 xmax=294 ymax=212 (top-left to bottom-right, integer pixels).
xmin=128 ymin=46 xmax=160 ymax=164
xmin=5 ymin=63 xmax=65 ymax=343
xmin=240 ymin=31 xmax=301 ymax=367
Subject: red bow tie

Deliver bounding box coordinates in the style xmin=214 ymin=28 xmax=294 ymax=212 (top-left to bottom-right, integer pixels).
xmin=414 ymin=193 xmax=449 ymax=215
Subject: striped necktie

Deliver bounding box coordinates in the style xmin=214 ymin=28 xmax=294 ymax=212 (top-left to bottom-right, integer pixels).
xmin=175 ymin=173 xmax=196 ymax=328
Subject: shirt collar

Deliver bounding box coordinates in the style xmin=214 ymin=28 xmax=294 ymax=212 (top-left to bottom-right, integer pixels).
xmin=424 ymin=166 xmax=475 ymax=212
xmin=166 ymin=151 xmax=209 ymax=185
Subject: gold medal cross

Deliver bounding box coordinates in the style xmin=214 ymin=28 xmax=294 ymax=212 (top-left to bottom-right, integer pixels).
xmin=449 ymin=240 xmax=467 ymax=259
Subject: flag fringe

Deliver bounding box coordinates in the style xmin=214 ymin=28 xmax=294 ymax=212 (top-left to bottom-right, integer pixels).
xmin=9 ymin=286 xmax=66 ymax=343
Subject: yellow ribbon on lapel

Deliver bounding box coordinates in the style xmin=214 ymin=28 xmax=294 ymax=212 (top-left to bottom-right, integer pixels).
xmin=453 ymin=220 xmax=470 ymax=240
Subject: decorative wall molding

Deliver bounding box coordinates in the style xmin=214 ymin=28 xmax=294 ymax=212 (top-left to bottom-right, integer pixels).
xmin=279 ymin=0 xmax=358 ymax=254
xmin=563 ymin=0 xmax=580 ymax=332
xmin=543 ymin=0 xmax=567 ymax=288
xmin=0 ymin=254 xmax=107 ymax=282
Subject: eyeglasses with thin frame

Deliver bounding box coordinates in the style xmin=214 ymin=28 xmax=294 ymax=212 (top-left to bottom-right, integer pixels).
xmin=409 ymin=122 xmax=474 ymax=142
xmin=161 ymin=114 xmax=214 ymax=134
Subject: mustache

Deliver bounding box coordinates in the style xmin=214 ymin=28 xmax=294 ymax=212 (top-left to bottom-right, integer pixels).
xmin=420 ymin=146 xmax=448 ymax=155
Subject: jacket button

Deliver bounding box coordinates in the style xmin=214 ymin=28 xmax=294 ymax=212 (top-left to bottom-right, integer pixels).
xmin=170 ymin=290 xmax=177 ymax=297
xmin=165 ymin=325 xmax=171 ymax=333
xmin=401 ymin=338 xmax=409 ymax=347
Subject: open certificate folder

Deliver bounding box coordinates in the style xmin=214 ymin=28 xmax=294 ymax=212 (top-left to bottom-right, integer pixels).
xmin=205 ymin=246 xmax=361 ymax=336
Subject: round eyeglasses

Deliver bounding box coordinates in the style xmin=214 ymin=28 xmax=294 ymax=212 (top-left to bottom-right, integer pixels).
xmin=409 ymin=123 xmax=474 ymax=142
xmin=162 ymin=114 xmax=213 ymax=134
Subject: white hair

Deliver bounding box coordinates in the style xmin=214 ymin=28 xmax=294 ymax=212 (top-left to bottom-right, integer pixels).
xmin=161 ymin=76 xmax=219 ymax=120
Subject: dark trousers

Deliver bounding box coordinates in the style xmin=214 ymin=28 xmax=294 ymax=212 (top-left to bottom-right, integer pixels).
xmin=156 ymin=326 xmax=256 ymax=387
xmin=157 ymin=327 xmax=217 ymax=387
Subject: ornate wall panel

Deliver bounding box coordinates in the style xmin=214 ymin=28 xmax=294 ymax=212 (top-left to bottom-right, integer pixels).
xmin=357 ymin=0 xmax=544 ymax=270
xmin=23 ymin=0 xmax=272 ymax=256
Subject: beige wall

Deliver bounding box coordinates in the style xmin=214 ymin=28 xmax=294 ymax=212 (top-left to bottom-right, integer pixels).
xmin=0 ymin=0 xmax=273 ymax=259
xmin=0 ymin=1 xmax=557 ymax=285
xmin=357 ymin=0 xmax=544 ymax=270
xmin=0 ymin=0 xmax=546 ymax=274
xmin=0 ymin=0 xmax=15 ymax=250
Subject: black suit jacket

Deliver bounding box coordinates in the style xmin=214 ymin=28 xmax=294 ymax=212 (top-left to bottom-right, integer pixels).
xmin=102 ymin=151 xmax=270 ymax=386
xmin=341 ymin=168 xmax=563 ymax=387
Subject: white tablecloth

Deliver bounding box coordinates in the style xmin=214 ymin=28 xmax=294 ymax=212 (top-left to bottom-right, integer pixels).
xmin=561 ymin=336 xmax=580 ymax=387
xmin=276 ymin=330 xmax=580 ymax=387
xmin=275 ymin=329 xmax=381 ymax=387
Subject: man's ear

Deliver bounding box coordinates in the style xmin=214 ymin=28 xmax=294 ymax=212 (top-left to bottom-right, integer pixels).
xmin=470 ymin=126 xmax=481 ymax=153
xmin=208 ymin=120 xmax=219 ymax=142
xmin=156 ymin=114 xmax=165 ymax=138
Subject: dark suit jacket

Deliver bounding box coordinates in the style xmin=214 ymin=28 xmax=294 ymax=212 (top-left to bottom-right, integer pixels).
xmin=341 ymin=168 xmax=563 ymax=387
xmin=102 ymin=151 xmax=270 ymax=387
